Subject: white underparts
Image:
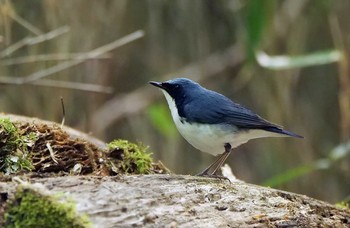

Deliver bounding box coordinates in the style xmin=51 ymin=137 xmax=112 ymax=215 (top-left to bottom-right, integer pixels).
xmin=161 ymin=90 xmax=284 ymax=156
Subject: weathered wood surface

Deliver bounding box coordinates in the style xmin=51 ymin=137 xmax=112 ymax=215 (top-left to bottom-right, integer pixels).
xmin=1 ymin=175 xmax=349 ymax=227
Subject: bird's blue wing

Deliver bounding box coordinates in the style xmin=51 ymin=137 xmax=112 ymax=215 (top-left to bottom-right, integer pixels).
xmin=183 ymin=95 xmax=269 ymax=127
xmin=183 ymin=90 xmax=302 ymax=138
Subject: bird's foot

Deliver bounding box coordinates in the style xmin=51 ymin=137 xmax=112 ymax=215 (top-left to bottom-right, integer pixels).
xmin=196 ymin=172 xmax=230 ymax=182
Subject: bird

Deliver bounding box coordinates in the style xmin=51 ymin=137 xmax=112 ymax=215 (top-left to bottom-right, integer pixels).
xmin=149 ymin=78 xmax=303 ymax=178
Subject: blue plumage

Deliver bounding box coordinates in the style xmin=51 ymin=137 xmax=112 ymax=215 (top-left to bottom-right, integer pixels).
xmin=149 ymin=78 xmax=303 ymax=177
xmin=154 ymin=78 xmax=302 ymax=138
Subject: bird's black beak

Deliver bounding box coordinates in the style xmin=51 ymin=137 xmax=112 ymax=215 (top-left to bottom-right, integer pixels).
xmin=149 ymin=81 xmax=165 ymax=90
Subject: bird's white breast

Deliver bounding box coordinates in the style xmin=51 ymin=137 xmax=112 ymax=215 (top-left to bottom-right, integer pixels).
xmin=161 ymin=91 xmax=281 ymax=156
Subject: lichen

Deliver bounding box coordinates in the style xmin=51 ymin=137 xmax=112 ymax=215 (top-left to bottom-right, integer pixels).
xmin=0 ymin=118 xmax=35 ymax=174
xmin=107 ymin=139 xmax=153 ymax=174
xmin=4 ymin=186 xmax=91 ymax=228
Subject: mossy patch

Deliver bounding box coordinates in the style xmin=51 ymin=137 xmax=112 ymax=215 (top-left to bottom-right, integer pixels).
xmin=0 ymin=118 xmax=35 ymax=174
xmin=335 ymin=201 xmax=350 ymax=210
xmin=4 ymin=185 xmax=91 ymax=228
xmin=107 ymin=139 xmax=153 ymax=174
xmin=0 ymin=116 xmax=168 ymax=176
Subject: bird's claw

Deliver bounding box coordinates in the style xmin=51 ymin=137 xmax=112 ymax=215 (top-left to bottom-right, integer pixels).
xmin=196 ymin=172 xmax=231 ymax=182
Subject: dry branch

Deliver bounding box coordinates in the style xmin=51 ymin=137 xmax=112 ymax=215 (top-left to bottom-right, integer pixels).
xmin=23 ymin=30 xmax=144 ymax=83
xmin=0 ymin=26 xmax=69 ymax=57
xmin=0 ymin=53 xmax=111 ymax=65
xmin=0 ymin=30 xmax=144 ymax=93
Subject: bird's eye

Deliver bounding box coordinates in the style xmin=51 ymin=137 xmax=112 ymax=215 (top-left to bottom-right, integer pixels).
xmin=175 ymin=85 xmax=180 ymax=88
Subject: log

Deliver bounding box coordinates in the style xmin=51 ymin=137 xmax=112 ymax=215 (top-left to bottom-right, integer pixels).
xmin=1 ymin=175 xmax=349 ymax=227
xmin=0 ymin=113 xmax=349 ymax=227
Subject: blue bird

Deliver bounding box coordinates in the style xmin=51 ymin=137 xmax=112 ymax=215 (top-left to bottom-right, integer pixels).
xmin=149 ymin=78 xmax=302 ymax=177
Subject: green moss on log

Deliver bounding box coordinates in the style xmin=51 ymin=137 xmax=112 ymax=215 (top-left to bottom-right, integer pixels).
xmin=107 ymin=139 xmax=153 ymax=174
xmin=0 ymin=118 xmax=35 ymax=174
xmin=5 ymin=186 xmax=91 ymax=228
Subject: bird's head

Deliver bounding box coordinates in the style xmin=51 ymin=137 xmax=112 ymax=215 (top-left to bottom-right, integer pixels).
xmin=149 ymin=78 xmax=200 ymax=101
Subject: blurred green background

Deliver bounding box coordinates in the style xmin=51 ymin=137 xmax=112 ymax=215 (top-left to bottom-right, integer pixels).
xmin=1 ymin=0 xmax=349 ymax=203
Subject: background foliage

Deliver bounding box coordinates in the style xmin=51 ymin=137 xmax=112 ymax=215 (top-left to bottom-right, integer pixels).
xmin=1 ymin=0 xmax=349 ymax=203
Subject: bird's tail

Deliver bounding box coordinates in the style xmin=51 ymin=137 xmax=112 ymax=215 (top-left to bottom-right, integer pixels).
xmin=264 ymin=126 xmax=303 ymax=138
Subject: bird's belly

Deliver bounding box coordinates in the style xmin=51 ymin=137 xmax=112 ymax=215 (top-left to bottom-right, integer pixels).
xmin=174 ymin=120 xmax=242 ymax=156
xmin=174 ymin=120 xmax=278 ymax=156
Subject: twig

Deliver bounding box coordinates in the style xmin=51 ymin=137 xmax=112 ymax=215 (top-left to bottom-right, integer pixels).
xmin=0 ymin=26 xmax=70 ymax=57
xmin=1 ymin=53 xmax=111 ymax=65
xmin=7 ymin=9 xmax=42 ymax=35
xmin=60 ymin=97 xmax=65 ymax=128
xmin=0 ymin=77 xmax=113 ymax=93
xmin=31 ymin=79 xmax=114 ymax=94
xmin=46 ymin=142 xmax=58 ymax=164
xmin=23 ymin=30 xmax=144 ymax=83
xmin=27 ymin=26 xmax=70 ymax=45
xmin=0 ymin=30 xmax=144 ymax=93
xmin=0 ymin=76 xmax=22 ymax=85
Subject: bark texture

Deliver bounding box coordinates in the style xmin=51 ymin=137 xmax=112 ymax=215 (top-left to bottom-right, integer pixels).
xmin=1 ymin=175 xmax=349 ymax=227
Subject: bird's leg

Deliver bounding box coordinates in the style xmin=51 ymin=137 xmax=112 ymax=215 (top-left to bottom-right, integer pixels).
xmin=197 ymin=152 xmax=227 ymax=176
xmin=197 ymin=143 xmax=232 ymax=177
xmin=210 ymin=143 xmax=232 ymax=175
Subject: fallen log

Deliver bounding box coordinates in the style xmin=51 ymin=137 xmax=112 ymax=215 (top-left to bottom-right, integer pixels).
xmin=1 ymin=175 xmax=350 ymax=227
xmin=0 ymin=114 xmax=349 ymax=227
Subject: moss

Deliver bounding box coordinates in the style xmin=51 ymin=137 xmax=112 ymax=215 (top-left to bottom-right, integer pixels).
xmin=107 ymin=139 xmax=153 ymax=174
xmin=335 ymin=201 xmax=350 ymax=210
xmin=0 ymin=118 xmax=35 ymax=174
xmin=4 ymin=186 xmax=91 ymax=228
xmin=335 ymin=195 xmax=350 ymax=210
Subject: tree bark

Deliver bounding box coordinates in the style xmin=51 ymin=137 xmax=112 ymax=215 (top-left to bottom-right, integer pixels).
xmin=1 ymin=175 xmax=349 ymax=227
